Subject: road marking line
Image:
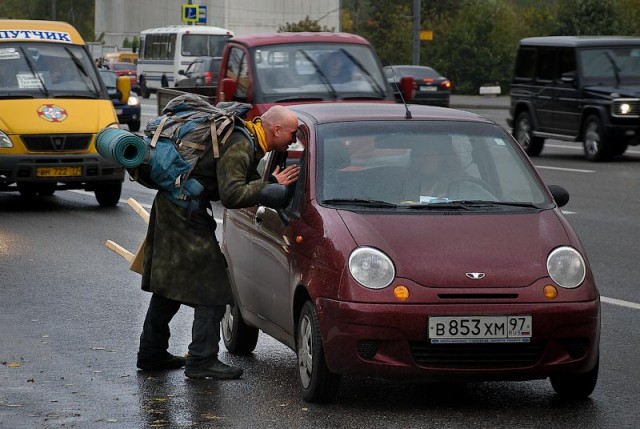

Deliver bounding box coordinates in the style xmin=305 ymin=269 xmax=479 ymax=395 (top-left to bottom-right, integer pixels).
xmin=601 ymin=296 xmax=640 ymax=310
xmin=545 ymin=143 xmax=640 ymax=155
xmin=536 ymin=165 xmax=595 ymax=173
xmin=561 ymin=210 xmax=575 ymax=215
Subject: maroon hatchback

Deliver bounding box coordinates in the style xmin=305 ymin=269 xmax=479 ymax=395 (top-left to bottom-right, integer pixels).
xmin=221 ymin=102 xmax=600 ymax=403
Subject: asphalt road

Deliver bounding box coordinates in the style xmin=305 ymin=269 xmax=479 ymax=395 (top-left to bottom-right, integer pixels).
xmin=1 ymin=96 xmax=639 ymax=428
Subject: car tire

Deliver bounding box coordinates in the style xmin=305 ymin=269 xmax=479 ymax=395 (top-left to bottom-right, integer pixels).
xmin=550 ymin=357 xmax=599 ymax=399
xmin=297 ymin=301 xmax=341 ymax=403
xmin=128 ymin=121 xmax=141 ymax=132
xmin=583 ymin=115 xmax=611 ymax=162
xmin=36 ymin=183 xmax=56 ymax=196
xmin=161 ymin=75 xmax=168 ymax=88
xmin=94 ymin=182 xmax=122 ymax=207
xmin=612 ymin=141 xmax=628 ymax=156
xmin=221 ymin=302 xmax=259 ymax=355
xmin=140 ymin=77 xmax=150 ymax=99
xmin=514 ymin=111 xmax=545 ymax=156
xmin=17 ymin=183 xmax=38 ymax=198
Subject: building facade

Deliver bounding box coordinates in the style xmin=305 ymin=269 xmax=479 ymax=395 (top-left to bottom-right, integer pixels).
xmin=95 ymin=0 xmax=340 ymax=48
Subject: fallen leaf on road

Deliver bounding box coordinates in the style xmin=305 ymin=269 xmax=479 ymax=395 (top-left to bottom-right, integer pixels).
xmin=6 ymin=362 xmax=21 ymax=368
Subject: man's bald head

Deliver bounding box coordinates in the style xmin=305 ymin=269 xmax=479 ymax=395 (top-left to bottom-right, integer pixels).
xmin=261 ymin=105 xmax=298 ymax=152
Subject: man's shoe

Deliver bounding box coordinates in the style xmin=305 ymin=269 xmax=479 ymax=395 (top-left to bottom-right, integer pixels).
xmin=137 ymin=353 xmax=186 ymax=371
xmin=184 ymin=359 xmax=243 ymax=379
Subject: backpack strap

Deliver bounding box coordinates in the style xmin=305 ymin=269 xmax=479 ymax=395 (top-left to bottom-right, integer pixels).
xmin=211 ymin=116 xmax=234 ymax=159
xmin=150 ymin=115 xmax=171 ymax=148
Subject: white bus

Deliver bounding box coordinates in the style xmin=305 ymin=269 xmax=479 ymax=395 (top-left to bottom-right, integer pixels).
xmin=137 ymin=25 xmax=233 ymax=98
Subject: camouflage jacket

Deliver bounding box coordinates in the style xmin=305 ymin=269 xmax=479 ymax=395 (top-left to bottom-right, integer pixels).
xmin=141 ymin=128 xmax=267 ymax=306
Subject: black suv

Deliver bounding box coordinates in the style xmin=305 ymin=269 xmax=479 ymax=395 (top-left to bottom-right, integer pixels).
xmin=508 ymin=36 xmax=640 ymax=161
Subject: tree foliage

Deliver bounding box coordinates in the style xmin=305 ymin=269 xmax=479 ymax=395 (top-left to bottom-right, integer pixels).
xmin=278 ymin=15 xmax=335 ymax=32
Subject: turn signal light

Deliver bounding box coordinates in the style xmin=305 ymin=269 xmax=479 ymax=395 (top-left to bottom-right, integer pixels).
xmin=543 ymin=284 xmax=558 ymax=299
xmin=394 ymin=285 xmax=409 ymax=301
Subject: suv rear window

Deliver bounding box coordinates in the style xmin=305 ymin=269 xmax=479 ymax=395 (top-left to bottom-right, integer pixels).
xmin=514 ymin=48 xmax=536 ymax=80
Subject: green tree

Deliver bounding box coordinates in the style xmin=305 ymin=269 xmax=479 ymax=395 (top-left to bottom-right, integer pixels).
xmin=278 ymin=15 xmax=335 ymax=32
xmin=554 ymin=0 xmax=617 ymax=35
xmin=122 ymin=37 xmax=131 ymax=49
xmin=358 ymin=1 xmax=413 ymax=65
xmin=132 ymin=36 xmax=140 ymax=54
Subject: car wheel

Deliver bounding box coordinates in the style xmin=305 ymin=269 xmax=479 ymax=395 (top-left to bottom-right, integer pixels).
xmin=17 ymin=183 xmax=38 ymax=198
xmin=94 ymin=182 xmax=122 ymax=207
xmin=583 ymin=115 xmax=611 ymax=162
xmin=550 ymin=357 xmax=599 ymax=399
xmin=221 ymin=302 xmax=259 ymax=355
xmin=514 ymin=111 xmax=544 ymax=156
xmin=140 ymin=77 xmax=150 ymax=99
xmin=161 ymin=75 xmax=168 ymax=88
xmin=36 ymin=183 xmax=56 ymax=196
xmin=297 ymin=301 xmax=341 ymax=403
xmin=128 ymin=121 xmax=141 ymax=132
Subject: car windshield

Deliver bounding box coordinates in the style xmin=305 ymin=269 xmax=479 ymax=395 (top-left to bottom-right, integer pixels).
xmin=99 ymin=70 xmax=117 ymax=89
xmin=317 ymin=121 xmax=551 ymax=210
xmin=580 ymin=46 xmax=640 ymax=84
xmin=0 ymin=42 xmax=103 ymax=98
xmin=254 ymin=43 xmax=388 ymax=102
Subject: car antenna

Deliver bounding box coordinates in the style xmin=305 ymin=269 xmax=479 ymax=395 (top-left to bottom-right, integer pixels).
xmin=389 ymin=64 xmax=412 ymax=119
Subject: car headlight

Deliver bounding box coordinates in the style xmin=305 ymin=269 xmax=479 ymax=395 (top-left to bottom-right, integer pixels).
xmin=0 ymin=130 xmax=12 ymax=148
xmin=611 ymin=98 xmax=639 ymax=118
xmin=546 ymin=246 xmax=586 ymax=288
xmin=348 ymin=247 xmax=395 ymax=289
xmin=127 ymin=94 xmax=140 ymax=106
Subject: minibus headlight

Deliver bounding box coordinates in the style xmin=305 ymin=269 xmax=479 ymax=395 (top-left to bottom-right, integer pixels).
xmin=0 ymin=131 xmax=12 ymax=148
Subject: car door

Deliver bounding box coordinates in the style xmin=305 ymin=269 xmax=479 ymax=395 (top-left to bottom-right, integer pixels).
xmin=552 ymin=48 xmax=581 ymax=136
xmin=249 ymin=135 xmax=306 ymax=335
xmin=532 ymin=48 xmax=556 ymax=133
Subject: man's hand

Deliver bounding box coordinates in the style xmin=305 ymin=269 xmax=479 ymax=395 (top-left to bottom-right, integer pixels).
xmin=272 ymin=164 xmax=300 ymax=186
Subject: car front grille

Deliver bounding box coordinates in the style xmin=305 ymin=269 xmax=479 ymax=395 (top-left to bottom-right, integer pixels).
xmin=409 ymin=340 xmax=546 ymax=368
xmin=21 ymin=134 xmax=92 ymax=152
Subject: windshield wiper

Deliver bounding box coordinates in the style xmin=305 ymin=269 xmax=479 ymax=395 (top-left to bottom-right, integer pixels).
xmin=297 ymin=49 xmax=338 ymax=100
xmin=451 ymin=200 xmax=542 ymax=209
xmin=321 ymin=198 xmax=398 ymax=208
xmin=406 ymin=202 xmax=471 ymax=210
xmin=338 ymin=49 xmax=387 ymax=99
xmin=273 ymin=96 xmax=325 ymax=102
xmin=18 ymin=47 xmax=49 ymax=98
xmin=603 ymin=51 xmax=621 ymax=88
xmin=64 ymin=47 xmax=100 ymax=96
xmin=54 ymin=93 xmax=100 ymax=99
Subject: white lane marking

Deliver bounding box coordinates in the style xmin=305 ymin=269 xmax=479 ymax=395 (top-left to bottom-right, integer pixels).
xmin=561 ymin=210 xmax=575 ymax=215
xmin=545 ymin=143 xmax=640 ymax=155
xmin=601 ymin=296 xmax=640 ymax=310
xmin=536 ymin=165 xmax=595 ymax=173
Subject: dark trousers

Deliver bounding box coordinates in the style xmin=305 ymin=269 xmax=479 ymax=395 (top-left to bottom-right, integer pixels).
xmin=138 ymin=293 xmax=226 ymax=368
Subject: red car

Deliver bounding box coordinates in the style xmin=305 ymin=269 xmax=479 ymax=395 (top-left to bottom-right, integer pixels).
xmin=221 ymin=102 xmax=600 ymax=403
xmin=105 ymin=62 xmax=140 ymax=95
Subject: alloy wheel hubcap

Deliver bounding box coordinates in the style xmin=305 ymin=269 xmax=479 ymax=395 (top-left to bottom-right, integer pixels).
xmin=298 ymin=315 xmax=313 ymax=388
xmin=517 ymin=118 xmax=531 ymax=149
xmin=221 ymin=304 xmax=233 ymax=342
xmin=585 ymin=123 xmax=599 ymax=155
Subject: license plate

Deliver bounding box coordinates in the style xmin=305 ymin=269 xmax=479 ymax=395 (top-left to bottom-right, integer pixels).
xmin=36 ymin=166 xmax=82 ymax=177
xmin=428 ymin=315 xmax=532 ymax=344
xmin=420 ymin=86 xmax=437 ymax=91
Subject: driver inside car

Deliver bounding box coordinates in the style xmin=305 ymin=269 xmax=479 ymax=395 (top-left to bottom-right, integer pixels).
xmin=401 ymin=137 xmax=495 ymax=203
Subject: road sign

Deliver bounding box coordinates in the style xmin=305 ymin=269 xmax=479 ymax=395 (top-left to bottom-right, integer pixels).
xmin=197 ymin=5 xmax=207 ymax=25
xmin=182 ymin=4 xmax=199 ymax=23
xmin=420 ymin=30 xmax=433 ymax=41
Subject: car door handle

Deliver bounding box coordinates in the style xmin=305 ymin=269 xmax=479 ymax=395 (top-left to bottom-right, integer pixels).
xmin=255 ymin=206 xmax=266 ymax=224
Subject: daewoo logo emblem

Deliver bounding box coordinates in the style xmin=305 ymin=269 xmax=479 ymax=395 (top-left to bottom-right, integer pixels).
xmin=466 ymin=272 xmax=486 ymax=280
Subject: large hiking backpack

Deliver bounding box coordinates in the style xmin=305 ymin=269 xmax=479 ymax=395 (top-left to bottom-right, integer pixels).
xmin=130 ymin=94 xmax=254 ymax=208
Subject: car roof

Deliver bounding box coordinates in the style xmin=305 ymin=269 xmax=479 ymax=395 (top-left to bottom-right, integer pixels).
xmin=229 ymin=32 xmax=370 ymax=48
xmin=520 ymin=36 xmax=640 ymax=47
xmin=290 ymin=102 xmax=491 ymax=125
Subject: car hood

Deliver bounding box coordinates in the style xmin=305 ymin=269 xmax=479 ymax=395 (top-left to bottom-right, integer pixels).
xmin=338 ymin=209 xmax=570 ymax=288
xmin=584 ymin=84 xmax=640 ymax=97
xmin=0 ymin=99 xmax=116 ymax=135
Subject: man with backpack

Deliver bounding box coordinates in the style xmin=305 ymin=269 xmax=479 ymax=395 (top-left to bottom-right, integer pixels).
xmin=136 ymin=104 xmax=300 ymax=379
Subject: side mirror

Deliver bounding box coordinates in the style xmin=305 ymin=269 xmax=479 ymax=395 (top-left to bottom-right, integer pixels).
xmin=277 ymin=208 xmax=290 ymax=226
xmin=178 ymin=69 xmax=185 ymax=76
xmin=116 ymin=76 xmax=130 ymax=104
xmin=548 ymin=184 xmax=570 ymax=208
xmin=220 ymin=78 xmax=238 ymax=102
xmin=399 ymin=76 xmax=416 ymax=103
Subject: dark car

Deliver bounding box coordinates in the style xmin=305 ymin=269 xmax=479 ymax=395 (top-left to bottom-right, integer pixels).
xmin=221 ymin=102 xmax=600 ymax=403
xmin=104 ymin=61 xmax=140 ymax=95
xmin=175 ymin=56 xmax=221 ymax=88
xmin=508 ymin=36 xmax=640 ymax=161
xmin=99 ymin=69 xmax=141 ymax=132
xmin=384 ymin=65 xmax=452 ymax=107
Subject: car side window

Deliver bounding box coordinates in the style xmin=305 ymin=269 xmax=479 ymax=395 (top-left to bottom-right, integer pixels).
xmin=537 ymin=49 xmax=556 ymax=81
xmin=557 ymin=48 xmax=576 ymax=82
xmin=514 ymin=48 xmax=536 ymax=81
xmin=264 ymin=129 xmax=306 ymax=217
xmin=225 ymin=47 xmax=249 ymax=100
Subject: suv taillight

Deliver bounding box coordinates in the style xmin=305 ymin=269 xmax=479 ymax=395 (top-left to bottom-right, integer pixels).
xmin=204 ymin=72 xmax=213 ymax=86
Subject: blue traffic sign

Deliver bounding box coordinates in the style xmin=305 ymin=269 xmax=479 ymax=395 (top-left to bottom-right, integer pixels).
xmin=182 ymin=4 xmax=199 ymax=22
xmin=198 ymin=5 xmax=207 ymax=24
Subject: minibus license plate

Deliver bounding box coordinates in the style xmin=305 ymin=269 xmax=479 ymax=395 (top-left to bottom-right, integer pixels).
xmin=36 ymin=167 xmax=82 ymax=177
xmin=428 ymin=316 xmax=532 ymax=343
